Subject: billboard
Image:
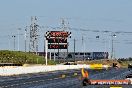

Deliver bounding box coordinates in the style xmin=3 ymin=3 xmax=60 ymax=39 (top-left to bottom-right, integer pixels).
xmin=92 ymin=52 xmax=109 ymax=59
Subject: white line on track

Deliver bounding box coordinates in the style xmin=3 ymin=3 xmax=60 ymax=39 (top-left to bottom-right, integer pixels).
xmin=54 ymin=78 xmax=59 ymax=79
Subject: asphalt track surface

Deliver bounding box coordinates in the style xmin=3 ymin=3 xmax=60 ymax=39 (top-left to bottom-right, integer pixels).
xmin=0 ymin=68 xmax=132 ymax=88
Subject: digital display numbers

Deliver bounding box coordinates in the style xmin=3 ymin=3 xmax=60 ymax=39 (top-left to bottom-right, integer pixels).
xmin=48 ymin=44 xmax=67 ymax=49
xmin=47 ymin=38 xmax=67 ymax=43
xmin=49 ymin=31 xmax=69 ymax=37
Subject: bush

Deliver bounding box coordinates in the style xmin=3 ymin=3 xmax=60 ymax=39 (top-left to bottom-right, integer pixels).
xmin=0 ymin=50 xmax=56 ymax=65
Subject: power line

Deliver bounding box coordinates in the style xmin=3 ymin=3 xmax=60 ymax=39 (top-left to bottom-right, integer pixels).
xmin=69 ymin=27 xmax=132 ymax=34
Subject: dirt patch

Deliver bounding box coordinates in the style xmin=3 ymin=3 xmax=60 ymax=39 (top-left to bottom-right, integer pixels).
xmin=77 ymin=59 xmax=123 ymax=67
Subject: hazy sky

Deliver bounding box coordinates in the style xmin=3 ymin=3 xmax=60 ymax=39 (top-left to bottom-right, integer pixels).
xmin=0 ymin=0 xmax=132 ymax=58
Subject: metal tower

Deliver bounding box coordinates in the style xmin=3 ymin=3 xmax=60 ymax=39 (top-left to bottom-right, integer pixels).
xmin=29 ymin=16 xmax=39 ymax=54
xmin=61 ymin=18 xmax=69 ymax=31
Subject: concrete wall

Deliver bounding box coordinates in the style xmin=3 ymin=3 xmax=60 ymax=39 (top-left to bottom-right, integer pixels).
xmin=0 ymin=64 xmax=109 ymax=76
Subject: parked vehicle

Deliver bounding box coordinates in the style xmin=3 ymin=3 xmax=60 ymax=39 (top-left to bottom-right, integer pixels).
xmin=128 ymin=63 xmax=132 ymax=68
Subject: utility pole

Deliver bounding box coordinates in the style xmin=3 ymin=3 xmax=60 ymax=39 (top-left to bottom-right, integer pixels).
xmin=8 ymin=35 xmax=11 ymax=50
xmin=18 ymin=28 xmax=21 ymax=51
xmin=111 ymin=34 xmax=116 ymax=59
xmin=111 ymin=36 xmax=113 ymax=59
xmin=82 ymin=36 xmax=85 ymax=60
xmin=25 ymin=27 xmax=27 ymax=52
xmin=74 ymin=38 xmax=76 ymax=63
xmin=104 ymin=38 xmax=107 ymax=59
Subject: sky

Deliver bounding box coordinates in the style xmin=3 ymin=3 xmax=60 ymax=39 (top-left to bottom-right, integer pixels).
xmin=0 ymin=0 xmax=132 ymax=58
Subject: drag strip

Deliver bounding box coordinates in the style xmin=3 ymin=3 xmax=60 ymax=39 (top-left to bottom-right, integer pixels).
xmin=0 ymin=68 xmax=132 ymax=88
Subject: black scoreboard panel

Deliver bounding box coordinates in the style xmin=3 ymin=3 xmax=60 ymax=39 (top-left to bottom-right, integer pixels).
xmin=48 ymin=44 xmax=67 ymax=49
xmin=47 ymin=38 xmax=67 ymax=43
xmin=49 ymin=31 xmax=69 ymax=37
xmin=45 ymin=31 xmax=71 ymax=49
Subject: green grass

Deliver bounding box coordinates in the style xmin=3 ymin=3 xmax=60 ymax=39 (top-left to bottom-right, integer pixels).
xmin=118 ymin=60 xmax=132 ymax=68
xmin=0 ymin=50 xmax=57 ymax=65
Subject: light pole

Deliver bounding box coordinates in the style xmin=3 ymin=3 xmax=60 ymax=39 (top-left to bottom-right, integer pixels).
xmin=8 ymin=35 xmax=11 ymax=50
xmin=24 ymin=27 xmax=27 ymax=52
xmin=111 ymin=34 xmax=116 ymax=59
xmin=74 ymin=38 xmax=76 ymax=63
xmin=12 ymin=35 xmax=16 ymax=51
xmin=18 ymin=28 xmax=21 ymax=51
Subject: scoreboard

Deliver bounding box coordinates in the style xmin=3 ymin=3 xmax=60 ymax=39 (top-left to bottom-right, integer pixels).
xmin=45 ymin=31 xmax=71 ymax=49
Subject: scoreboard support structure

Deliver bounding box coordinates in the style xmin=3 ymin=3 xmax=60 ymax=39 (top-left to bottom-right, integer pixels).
xmin=45 ymin=31 xmax=71 ymax=65
xmin=45 ymin=38 xmax=48 ymax=65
